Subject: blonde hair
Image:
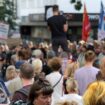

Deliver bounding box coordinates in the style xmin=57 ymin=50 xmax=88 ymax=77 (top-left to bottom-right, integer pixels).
xmin=66 ymin=78 xmax=78 ymax=93
xmin=100 ymin=57 xmax=105 ymax=77
xmin=6 ymin=65 xmax=17 ymax=80
xmin=32 ymin=59 xmax=42 ymax=74
xmin=65 ymin=62 xmax=79 ymax=78
xmin=56 ymin=101 xmax=78 ymax=105
xmin=83 ymin=81 xmax=105 ymax=105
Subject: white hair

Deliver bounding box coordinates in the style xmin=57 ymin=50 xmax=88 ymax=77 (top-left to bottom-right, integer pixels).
xmin=32 ymin=59 xmax=43 ymax=74
xmin=6 ymin=65 xmax=17 ymax=80
xmin=32 ymin=49 xmax=43 ymax=58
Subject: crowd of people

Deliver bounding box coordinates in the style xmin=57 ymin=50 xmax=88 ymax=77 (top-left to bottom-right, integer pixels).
xmin=0 ymin=4 xmax=105 ymax=105
xmin=0 ymin=39 xmax=105 ymax=105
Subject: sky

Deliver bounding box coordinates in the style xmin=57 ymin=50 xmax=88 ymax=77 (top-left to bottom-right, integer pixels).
xmin=58 ymin=0 xmax=105 ymax=13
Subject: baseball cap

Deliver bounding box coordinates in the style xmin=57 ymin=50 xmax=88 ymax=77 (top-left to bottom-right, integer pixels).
xmin=15 ymin=61 xmax=25 ymax=70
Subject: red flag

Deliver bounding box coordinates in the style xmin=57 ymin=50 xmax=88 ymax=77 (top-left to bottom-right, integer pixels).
xmin=82 ymin=4 xmax=91 ymax=41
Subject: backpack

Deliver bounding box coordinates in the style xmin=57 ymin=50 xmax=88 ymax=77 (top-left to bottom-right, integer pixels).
xmin=10 ymin=85 xmax=31 ymax=105
xmin=0 ymin=81 xmax=10 ymax=104
xmin=10 ymin=100 xmax=32 ymax=105
xmin=10 ymin=100 xmax=27 ymax=105
xmin=0 ymin=87 xmax=8 ymax=104
xmin=16 ymin=86 xmax=29 ymax=99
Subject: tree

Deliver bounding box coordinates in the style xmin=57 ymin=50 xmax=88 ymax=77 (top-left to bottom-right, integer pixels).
xmin=70 ymin=0 xmax=82 ymax=10
xmin=0 ymin=0 xmax=16 ymax=30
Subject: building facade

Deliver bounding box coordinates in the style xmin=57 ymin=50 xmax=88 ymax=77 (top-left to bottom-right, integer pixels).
xmin=16 ymin=0 xmax=99 ymax=43
xmin=17 ymin=0 xmax=57 ymax=17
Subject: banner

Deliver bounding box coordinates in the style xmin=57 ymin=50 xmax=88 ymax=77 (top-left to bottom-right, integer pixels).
xmin=82 ymin=4 xmax=91 ymax=42
xmin=0 ymin=22 xmax=9 ymax=40
xmin=98 ymin=2 xmax=105 ymax=40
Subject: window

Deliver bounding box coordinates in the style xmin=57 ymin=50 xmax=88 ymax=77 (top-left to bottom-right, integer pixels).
xmin=77 ymin=28 xmax=81 ymax=35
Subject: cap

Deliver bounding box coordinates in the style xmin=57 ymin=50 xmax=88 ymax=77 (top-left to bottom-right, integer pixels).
xmin=15 ymin=61 xmax=24 ymax=70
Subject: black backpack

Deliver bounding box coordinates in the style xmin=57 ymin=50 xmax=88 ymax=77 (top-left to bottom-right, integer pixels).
xmin=10 ymin=85 xmax=31 ymax=105
xmin=16 ymin=87 xmax=29 ymax=98
xmin=10 ymin=100 xmax=27 ymax=105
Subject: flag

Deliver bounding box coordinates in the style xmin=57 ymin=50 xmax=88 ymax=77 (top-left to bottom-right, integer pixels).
xmin=98 ymin=2 xmax=105 ymax=40
xmin=82 ymin=4 xmax=91 ymax=41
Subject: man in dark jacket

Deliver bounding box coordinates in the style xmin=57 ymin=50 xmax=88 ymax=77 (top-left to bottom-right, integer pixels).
xmin=47 ymin=5 xmax=68 ymax=55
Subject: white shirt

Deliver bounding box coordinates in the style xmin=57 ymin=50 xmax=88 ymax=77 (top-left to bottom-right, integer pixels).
xmin=60 ymin=93 xmax=83 ymax=105
xmin=46 ymin=72 xmax=63 ymax=104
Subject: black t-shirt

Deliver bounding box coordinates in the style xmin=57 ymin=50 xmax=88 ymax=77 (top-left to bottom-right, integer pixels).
xmin=47 ymin=15 xmax=67 ymax=39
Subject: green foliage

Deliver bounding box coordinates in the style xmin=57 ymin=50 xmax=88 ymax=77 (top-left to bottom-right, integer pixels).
xmin=70 ymin=0 xmax=82 ymax=11
xmin=75 ymin=1 xmax=82 ymax=10
xmin=70 ymin=0 xmax=76 ymax=4
xmin=0 ymin=0 xmax=16 ymax=29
